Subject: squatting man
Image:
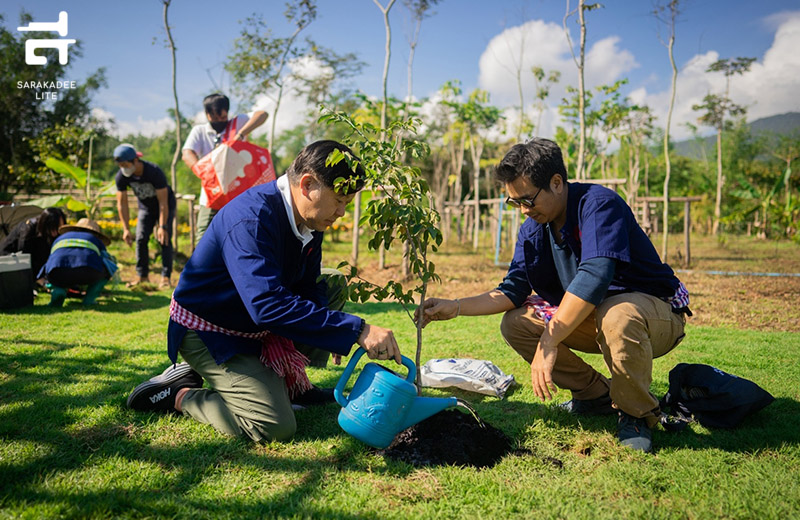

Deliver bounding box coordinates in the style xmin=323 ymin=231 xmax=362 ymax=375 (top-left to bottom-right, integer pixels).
xmin=418 ymin=138 xmax=690 ymax=453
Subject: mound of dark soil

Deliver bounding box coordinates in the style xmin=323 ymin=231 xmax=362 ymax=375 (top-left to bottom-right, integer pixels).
xmin=378 ymin=409 xmax=514 ymax=468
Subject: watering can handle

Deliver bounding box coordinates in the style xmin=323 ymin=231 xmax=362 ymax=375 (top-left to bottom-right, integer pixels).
xmin=333 ymin=347 xmax=417 ymax=407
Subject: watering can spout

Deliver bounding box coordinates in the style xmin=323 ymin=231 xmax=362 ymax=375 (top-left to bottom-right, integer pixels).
xmin=400 ymin=396 xmax=459 ymax=432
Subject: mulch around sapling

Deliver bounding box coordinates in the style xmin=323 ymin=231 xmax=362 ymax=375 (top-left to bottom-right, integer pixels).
xmin=377 ymin=409 xmax=522 ymax=468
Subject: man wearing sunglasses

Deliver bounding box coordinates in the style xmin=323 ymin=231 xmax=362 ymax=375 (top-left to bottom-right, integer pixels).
xmin=418 ymin=138 xmax=690 ymax=453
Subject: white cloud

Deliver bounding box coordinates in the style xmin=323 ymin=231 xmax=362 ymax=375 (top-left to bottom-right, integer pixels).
xmin=98 ymin=110 xmax=175 ymax=139
xmin=635 ymin=12 xmax=800 ymax=140
xmin=476 ymin=13 xmax=800 ymax=144
xmin=477 ymin=19 xmax=638 ymax=139
xmin=250 ymin=55 xmax=337 ymax=142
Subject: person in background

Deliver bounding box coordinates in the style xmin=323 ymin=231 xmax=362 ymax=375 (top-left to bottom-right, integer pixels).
xmin=418 ymin=138 xmax=690 ymax=453
xmin=39 ymin=218 xmax=117 ymax=307
xmin=1 ymin=207 xmax=66 ymax=282
xmin=113 ymin=143 xmax=176 ymax=289
xmin=181 ymin=93 xmax=268 ymax=239
xmin=127 ymin=140 xmax=401 ymax=443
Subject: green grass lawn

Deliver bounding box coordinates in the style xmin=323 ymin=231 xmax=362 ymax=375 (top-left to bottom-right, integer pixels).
xmin=2 ymin=291 xmax=800 ymax=519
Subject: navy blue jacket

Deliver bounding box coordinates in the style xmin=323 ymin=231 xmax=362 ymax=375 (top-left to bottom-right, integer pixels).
xmin=168 ymin=181 xmax=362 ymax=365
xmin=39 ymin=231 xmax=107 ymax=278
xmin=498 ymin=182 xmax=680 ymax=307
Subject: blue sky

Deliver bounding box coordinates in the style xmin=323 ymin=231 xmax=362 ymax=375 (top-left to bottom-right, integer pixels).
xmin=5 ymin=0 xmax=800 ymax=141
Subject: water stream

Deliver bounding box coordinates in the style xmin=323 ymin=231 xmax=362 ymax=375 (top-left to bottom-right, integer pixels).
xmin=455 ymin=398 xmax=486 ymax=429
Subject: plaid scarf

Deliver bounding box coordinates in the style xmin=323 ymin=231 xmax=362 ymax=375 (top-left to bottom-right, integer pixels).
xmin=524 ymin=295 xmax=559 ymax=323
xmin=525 ymin=281 xmax=691 ymax=323
xmin=169 ymin=298 xmax=312 ymax=398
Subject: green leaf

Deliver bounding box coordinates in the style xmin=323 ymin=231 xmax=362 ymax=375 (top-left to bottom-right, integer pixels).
xmin=46 ymin=158 xmax=87 ymax=188
xmin=66 ymin=198 xmax=89 ymax=212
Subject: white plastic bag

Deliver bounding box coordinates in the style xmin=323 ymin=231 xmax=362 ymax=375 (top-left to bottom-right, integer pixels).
xmin=420 ymin=358 xmax=516 ymax=399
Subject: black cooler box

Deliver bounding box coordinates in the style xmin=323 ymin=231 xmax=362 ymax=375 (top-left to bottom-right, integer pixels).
xmin=0 ymin=253 xmax=34 ymax=309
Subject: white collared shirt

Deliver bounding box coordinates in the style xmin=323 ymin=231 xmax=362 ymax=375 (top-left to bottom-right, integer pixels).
xmin=276 ymin=174 xmax=314 ymax=248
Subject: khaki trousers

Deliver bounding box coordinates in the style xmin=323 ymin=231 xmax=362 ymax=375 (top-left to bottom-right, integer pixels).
xmin=500 ymin=292 xmax=685 ymax=426
xmin=179 ymin=330 xmax=296 ymax=442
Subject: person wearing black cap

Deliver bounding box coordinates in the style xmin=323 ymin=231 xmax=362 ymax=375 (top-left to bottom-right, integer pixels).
xmin=113 ymin=143 xmax=177 ymax=288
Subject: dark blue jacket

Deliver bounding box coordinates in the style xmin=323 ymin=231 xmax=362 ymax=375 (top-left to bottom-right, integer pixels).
xmin=168 ymin=181 xmax=362 ymax=365
xmin=39 ymin=231 xmax=107 ymax=278
xmin=499 ymin=182 xmax=680 ymax=307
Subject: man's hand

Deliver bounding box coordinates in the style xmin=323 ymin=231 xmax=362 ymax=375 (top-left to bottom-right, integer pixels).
xmin=122 ymin=229 xmax=133 ymax=247
xmin=156 ymin=226 xmax=169 ymax=246
xmin=232 ymin=132 xmax=246 ymax=142
xmin=357 ymin=323 xmax=401 ymax=364
xmin=530 ymin=342 xmax=558 ymax=401
xmin=415 ymin=298 xmax=459 ymax=328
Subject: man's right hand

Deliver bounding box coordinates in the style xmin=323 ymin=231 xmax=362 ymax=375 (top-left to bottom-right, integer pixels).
xmin=414 ymin=298 xmax=459 ymax=328
xmin=122 ymin=229 xmax=133 ymax=246
xmin=357 ymin=323 xmax=401 ymax=364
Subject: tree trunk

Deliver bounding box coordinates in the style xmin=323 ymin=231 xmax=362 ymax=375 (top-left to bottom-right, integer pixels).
xmin=713 ymin=128 xmax=723 ymax=235
xmin=471 ymin=136 xmax=484 ymax=250
xmin=661 ymin=26 xmax=677 ymax=259
xmin=163 ymin=0 xmax=181 ymax=251
xmin=374 ymin=0 xmax=396 ymax=141
xmin=576 ymin=0 xmax=587 ymax=180
xmin=351 ymin=192 xmax=361 ymax=266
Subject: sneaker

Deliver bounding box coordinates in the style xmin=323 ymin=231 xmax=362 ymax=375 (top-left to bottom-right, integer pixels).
xmin=126 ymin=363 xmax=203 ymax=413
xmin=617 ymin=411 xmax=653 ymax=453
xmin=559 ymin=393 xmax=615 ymax=416
xmin=290 ymin=386 xmax=335 ymax=410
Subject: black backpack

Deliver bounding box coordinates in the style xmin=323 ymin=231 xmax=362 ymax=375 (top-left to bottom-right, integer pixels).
xmin=660 ymin=363 xmax=774 ymax=430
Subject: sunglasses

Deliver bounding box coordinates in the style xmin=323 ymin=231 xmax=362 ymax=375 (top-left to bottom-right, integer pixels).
xmin=505 ymin=187 xmax=543 ymax=208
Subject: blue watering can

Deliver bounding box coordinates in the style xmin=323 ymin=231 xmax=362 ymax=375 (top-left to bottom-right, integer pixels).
xmin=334 ymin=347 xmax=458 ymax=449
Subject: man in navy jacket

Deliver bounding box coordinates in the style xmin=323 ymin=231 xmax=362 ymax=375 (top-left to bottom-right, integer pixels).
xmin=127 ymin=141 xmax=401 ymax=442
xmin=419 ymin=138 xmax=689 ymax=453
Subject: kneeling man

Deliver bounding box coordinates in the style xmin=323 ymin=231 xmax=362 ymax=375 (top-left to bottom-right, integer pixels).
xmin=128 ymin=140 xmax=401 ymax=442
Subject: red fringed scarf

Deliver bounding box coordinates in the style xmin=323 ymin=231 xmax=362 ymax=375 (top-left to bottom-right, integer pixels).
xmin=169 ymin=298 xmax=312 ymax=398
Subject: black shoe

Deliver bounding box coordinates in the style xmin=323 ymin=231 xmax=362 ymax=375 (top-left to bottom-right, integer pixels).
xmin=617 ymin=411 xmax=653 ymax=453
xmin=291 ymin=386 xmax=335 ymax=410
xmin=126 ymin=363 xmax=203 ymax=413
xmin=559 ymin=393 xmax=615 ymax=415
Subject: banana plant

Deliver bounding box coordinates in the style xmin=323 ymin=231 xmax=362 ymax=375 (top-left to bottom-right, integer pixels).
xmin=27 ymin=157 xmax=116 ymax=220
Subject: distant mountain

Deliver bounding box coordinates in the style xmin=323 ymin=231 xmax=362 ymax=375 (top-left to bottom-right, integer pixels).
xmin=673 ymin=112 xmax=800 ymax=159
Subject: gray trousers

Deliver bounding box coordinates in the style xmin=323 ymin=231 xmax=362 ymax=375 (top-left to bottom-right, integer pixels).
xmin=178 ymin=268 xmax=348 ymax=441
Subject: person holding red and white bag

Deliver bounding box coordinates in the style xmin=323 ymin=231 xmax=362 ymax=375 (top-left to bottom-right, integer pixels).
xmin=182 ymin=93 xmax=268 ymax=238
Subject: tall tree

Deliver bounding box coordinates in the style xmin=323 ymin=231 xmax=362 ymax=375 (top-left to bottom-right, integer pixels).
xmin=695 ymin=56 xmax=755 ymax=235
xmin=374 ymin=0 xmax=397 ymax=140
xmin=351 ymin=0 xmax=395 ymax=268
xmin=227 ymin=0 xmax=318 ymax=151
xmin=403 ymin=0 xmax=438 ymax=113
xmin=653 ymin=0 xmax=680 ymax=259
xmin=162 ymin=0 xmax=181 ymax=250
xmin=563 ymin=0 xmax=602 ymax=180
